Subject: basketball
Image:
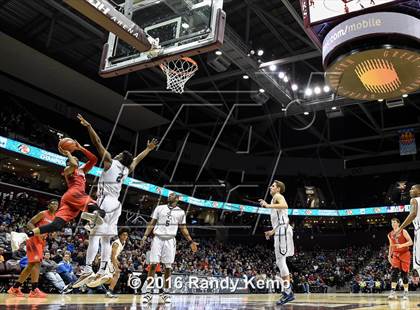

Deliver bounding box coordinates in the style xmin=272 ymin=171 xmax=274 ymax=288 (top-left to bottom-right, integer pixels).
xmin=58 ymin=138 xmax=77 ymax=153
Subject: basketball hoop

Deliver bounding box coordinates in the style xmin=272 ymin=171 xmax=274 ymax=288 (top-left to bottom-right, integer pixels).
xmin=160 ymin=57 xmax=198 ymax=94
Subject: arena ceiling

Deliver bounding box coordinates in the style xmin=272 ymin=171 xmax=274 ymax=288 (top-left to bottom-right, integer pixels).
xmin=0 ymin=0 xmax=419 ymax=174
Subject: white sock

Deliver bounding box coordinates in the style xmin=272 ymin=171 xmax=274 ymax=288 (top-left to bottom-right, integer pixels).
xmin=283 ymin=281 xmax=291 ymax=294
xmin=86 ymin=235 xmax=100 ymax=268
xmin=99 ymin=236 xmax=112 ymax=274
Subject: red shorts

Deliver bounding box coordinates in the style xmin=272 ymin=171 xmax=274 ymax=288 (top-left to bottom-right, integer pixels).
xmin=146 ymin=264 xmax=161 ymax=273
xmin=391 ymin=251 xmax=411 ymax=272
xmin=26 ymin=236 xmax=46 ymax=263
xmin=55 ymin=189 xmax=95 ymax=222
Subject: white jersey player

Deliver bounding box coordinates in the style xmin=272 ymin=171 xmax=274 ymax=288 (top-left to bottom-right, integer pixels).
xmin=88 ymin=228 xmax=129 ymax=298
xmin=141 ymin=192 xmax=198 ymax=304
xmin=259 ymin=180 xmax=294 ymax=306
xmin=395 ymin=184 xmax=420 ymax=272
xmin=73 ymin=114 xmax=158 ymax=288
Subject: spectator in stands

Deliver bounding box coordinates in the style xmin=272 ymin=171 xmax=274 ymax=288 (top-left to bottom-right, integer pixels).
xmin=352 ymin=276 xmax=361 ymax=293
xmin=19 ymin=256 xmax=28 ymax=270
xmin=300 ymin=275 xmax=310 ymax=293
xmin=374 ymin=279 xmax=381 ymax=293
xmin=366 ymin=277 xmax=374 ymax=293
xmin=412 ymin=270 xmax=419 ymax=291
xmin=360 ymin=279 xmax=367 ymax=293
xmin=41 ymin=252 xmax=66 ymax=292
xmin=0 ymin=247 xmax=5 ymax=263
xmin=57 ymin=251 xmax=77 ymax=284
xmin=53 ymin=249 xmax=63 ymax=263
xmin=12 ymin=243 xmax=26 ymax=260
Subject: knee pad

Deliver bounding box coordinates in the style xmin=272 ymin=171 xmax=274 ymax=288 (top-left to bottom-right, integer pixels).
xmin=97 ymin=209 xmax=106 ymax=218
xmin=39 ymin=217 xmax=66 ymax=234
xmin=53 ymin=217 xmax=66 ymax=229
xmin=87 ymin=202 xmax=98 ymax=212
xmin=402 ymin=271 xmax=408 ymax=284
xmin=87 ymin=203 xmax=105 ymax=217
xmin=391 ymin=268 xmax=400 ymax=283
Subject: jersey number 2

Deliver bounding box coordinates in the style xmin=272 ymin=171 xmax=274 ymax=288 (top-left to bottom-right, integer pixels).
xmin=116 ymin=173 xmax=124 ymax=183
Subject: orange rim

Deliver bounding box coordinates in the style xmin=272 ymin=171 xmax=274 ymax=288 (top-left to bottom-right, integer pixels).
xmin=159 ymin=57 xmax=198 ymax=76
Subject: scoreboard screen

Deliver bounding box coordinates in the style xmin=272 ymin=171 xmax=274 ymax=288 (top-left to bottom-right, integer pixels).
xmin=308 ymin=0 xmax=398 ymax=24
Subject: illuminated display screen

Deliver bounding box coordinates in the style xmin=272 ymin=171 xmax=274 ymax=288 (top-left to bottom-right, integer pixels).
xmin=0 ymin=135 xmax=411 ymax=217
xmin=309 ymin=0 xmax=397 ymax=24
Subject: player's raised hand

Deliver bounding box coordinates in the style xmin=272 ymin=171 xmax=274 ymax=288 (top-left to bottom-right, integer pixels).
xmin=77 ymin=114 xmax=91 ymax=127
xmin=74 ymin=140 xmax=83 ymax=150
xmin=258 ymin=199 xmax=268 ymax=208
xmin=265 ymin=230 xmax=275 ymax=240
xmin=147 ymin=138 xmax=159 ymax=150
xmin=73 ymin=140 xmax=82 ymax=150
xmin=58 ymin=146 xmax=70 ymax=156
xmin=190 ymin=241 xmax=199 ymax=253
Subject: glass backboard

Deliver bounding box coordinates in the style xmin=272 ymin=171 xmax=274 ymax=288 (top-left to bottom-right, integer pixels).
xmin=99 ymin=0 xmax=225 ymax=77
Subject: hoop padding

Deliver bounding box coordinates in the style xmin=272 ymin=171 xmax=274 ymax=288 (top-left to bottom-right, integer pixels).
xmin=159 ymin=57 xmax=198 ymax=94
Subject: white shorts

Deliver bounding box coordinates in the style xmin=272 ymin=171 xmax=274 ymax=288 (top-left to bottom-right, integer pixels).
xmin=274 ymin=224 xmax=294 ymax=259
xmin=150 ymin=236 xmax=176 ymax=266
xmin=414 ymin=230 xmax=420 ymax=272
xmin=93 ymin=195 xmax=122 ymax=237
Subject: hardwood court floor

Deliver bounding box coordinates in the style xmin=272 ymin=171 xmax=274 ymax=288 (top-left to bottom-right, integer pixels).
xmin=0 ymin=293 xmax=419 ymax=309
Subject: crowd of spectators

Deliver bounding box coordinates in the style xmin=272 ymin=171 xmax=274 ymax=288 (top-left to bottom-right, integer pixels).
xmin=1 ymin=103 xmax=419 ymax=294
xmin=0 ymin=101 xmax=57 ymax=151
xmin=351 ymin=245 xmax=420 ymax=293
xmin=2 ymin=186 xmax=413 ymax=295
xmin=0 ymin=171 xmax=53 ymax=193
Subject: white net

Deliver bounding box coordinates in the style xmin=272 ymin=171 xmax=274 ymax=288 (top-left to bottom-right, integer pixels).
xmin=160 ymin=57 xmax=198 ymax=94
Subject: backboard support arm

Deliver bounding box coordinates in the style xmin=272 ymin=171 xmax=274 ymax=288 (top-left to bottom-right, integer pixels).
xmin=124 ymin=0 xmax=134 ymax=19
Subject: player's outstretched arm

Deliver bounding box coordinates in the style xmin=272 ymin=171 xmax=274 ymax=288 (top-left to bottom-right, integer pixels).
xmin=387 ymin=234 xmax=393 ymax=264
xmin=265 ymin=229 xmax=275 ymax=240
xmin=129 ymin=138 xmax=158 ymax=172
xmin=76 ymin=142 xmax=98 ymax=173
xmin=27 ymin=211 xmax=45 ymax=230
xmin=77 ymin=114 xmax=112 ymax=169
xmin=397 ymin=198 xmax=418 ymax=233
xmin=259 ymin=194 xmax=288 ymax=209
xmin=141 ymin=219 xmax=157 ymax=247
xmin=402 ymin=230 xmax=413 ymax=247
xmin=180 ymin=224 xmax=198 ymax=253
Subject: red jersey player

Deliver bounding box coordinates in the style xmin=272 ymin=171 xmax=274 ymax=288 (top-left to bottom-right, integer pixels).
xmin=8 ymin=199 xmax=58 ymax=298
xmin=387 ymin=218 xmax=413 ymax=300
xmin=11 ymin=140 xmax=104 ymax=250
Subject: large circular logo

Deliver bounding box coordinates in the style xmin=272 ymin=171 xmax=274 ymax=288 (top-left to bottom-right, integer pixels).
xmin=326 ymin=48 xmax=420 ymax=100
